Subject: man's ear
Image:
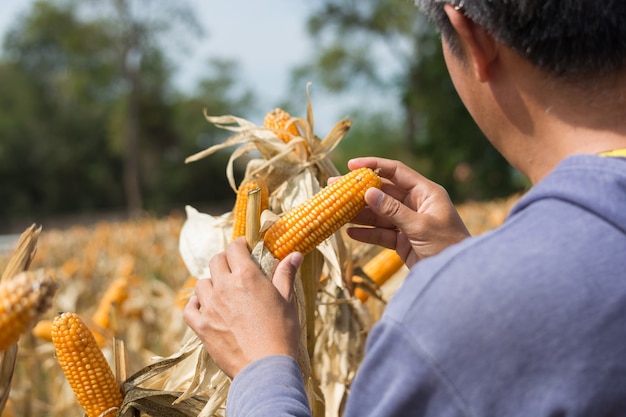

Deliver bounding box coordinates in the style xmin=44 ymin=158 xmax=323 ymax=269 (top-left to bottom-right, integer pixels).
xmin=443 ymin=4 xmax=497 ymax=82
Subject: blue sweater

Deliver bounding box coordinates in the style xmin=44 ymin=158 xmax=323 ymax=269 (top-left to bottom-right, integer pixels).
xmin=227 ymin=154 xmax=626 ymax=417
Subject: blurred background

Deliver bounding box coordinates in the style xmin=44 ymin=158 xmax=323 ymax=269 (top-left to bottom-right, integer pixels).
xmin=0 ymin=0 xmax=529 ymax=234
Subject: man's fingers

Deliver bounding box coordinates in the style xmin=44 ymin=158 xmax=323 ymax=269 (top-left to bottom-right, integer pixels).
xmin=350 ymin=207 xmax=396 ymax=229
xmin=365 ymin=187 xmax=419 ymax=234
xmin=273 ymin=252 xmax=303 ymax=301
xmin=183 ymin=295 xmax=202 ymax=326
xmin=209 ymin=251 xmax=231 ymax=279
xmin=187 ymin=294 xmax=201 ymax=309
xmin=349 ymin=157 xmax=433 ymax=193
xmin=194 ymin=277 xmax=213 ymax=296
xmin=346 ymin=226 xmax=399 ymax=250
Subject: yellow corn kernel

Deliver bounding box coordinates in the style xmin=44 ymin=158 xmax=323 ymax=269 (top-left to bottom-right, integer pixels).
xmin=264 ymin=167 xmax=382 ymax=260
xmin=232 ymin=175 xmax=270 ymax=241
xmin=264 ymin=108 xmax=300 ymax=143
xmin=0 ymin=270 xmax=58 ymax=351
xmin=51 ymin=312 xmax=123 ymax=417
xmin=354 ymin=249 xmax=405 ymax=302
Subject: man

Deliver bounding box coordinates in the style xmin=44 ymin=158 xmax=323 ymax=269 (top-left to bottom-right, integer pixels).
xmin=183 ymin=0 xmax=626 ymax=415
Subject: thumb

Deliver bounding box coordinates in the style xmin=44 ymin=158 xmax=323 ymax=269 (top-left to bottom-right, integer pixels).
xmin=365 ymin=187 xmax=415 ymax=231
xmin=273 ymin=252 xmax=303 ymax=301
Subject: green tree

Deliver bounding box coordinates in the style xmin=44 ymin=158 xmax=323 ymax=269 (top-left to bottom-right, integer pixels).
xmin=0 ymin=0 xmax=256 ymax=224
xmin=91 ymin=0 xmax=203 ymax=216
xmin=293 ymin=0 xmax=527 ymax=201
xmin=1 ymin=1 xmax=124 ymax=219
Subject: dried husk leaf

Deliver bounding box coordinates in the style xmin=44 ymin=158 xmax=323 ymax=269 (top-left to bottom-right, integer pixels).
xmin=123 ymin=334 xmax=200 ymax=391
xmin=179 ymin=207 xmax=230 ymax=279
xmin=121 ymin=331 xmax=230 ymax=416
xmin=119 ymin=388 xmax=207 ymax=417
xmin=1 ymin=224 xmax=41 ymax=283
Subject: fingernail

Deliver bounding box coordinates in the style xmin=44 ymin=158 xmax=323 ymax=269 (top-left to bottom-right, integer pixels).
xmin=367 ymin=187 xmax=385 ymax=207
xmin=290 ymin=252 xmax=304 ymax=269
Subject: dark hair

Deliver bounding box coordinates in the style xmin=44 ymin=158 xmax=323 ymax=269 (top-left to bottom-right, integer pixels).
xmin=415 ymin=0 xmax=626 ymax=79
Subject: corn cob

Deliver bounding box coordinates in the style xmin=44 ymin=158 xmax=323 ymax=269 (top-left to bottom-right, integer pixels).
xmin=264 ymin=167 xmax=382 ymax=260
xmin=354 ymin=248 xmax=405 ymax=302
xmin=232 ymin=175 xmax=270 ymax=241
xmin=91 ymin=275 xmax=130 ymax=343
xmin=90 ymin=257 xmax=137 ymax=346
xmin=51 ymin=312 xmax=123 ymax=417
xmin=0 ymin=270 xmax=58 ymax=351
xmin=264 ymin=108 xmax=300 ymax=143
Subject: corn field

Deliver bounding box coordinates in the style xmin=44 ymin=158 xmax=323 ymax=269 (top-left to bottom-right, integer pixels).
xmin=0 ymin=191 xmax=520 ymax=417
xmin=0 ymin=94 xmax=523 ymax=417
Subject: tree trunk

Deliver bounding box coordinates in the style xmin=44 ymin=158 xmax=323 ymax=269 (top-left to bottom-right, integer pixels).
xmin=123 ymin=69 xmax=142 ymax=218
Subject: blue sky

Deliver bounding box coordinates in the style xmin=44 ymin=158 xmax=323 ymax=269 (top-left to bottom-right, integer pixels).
xmin=1 ymin=0 xmax=360 ymax=132
xmin=173 ymin=0 xmax=313 ymax=107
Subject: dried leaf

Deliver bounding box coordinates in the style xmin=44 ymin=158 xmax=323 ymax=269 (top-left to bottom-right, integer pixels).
xmin=179 ymin=206 xmax=230 ymax=279
xmin=119 ymin=387 xmax=209 ymax=417
xmin=1 ymin=223 xmax=41 ymax=282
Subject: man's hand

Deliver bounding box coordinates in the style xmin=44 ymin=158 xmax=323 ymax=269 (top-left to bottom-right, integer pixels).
xmin=183 ymin=237 xmax=303 ymax=378
xmin=346 ymin=157 xmax=470 ymax=267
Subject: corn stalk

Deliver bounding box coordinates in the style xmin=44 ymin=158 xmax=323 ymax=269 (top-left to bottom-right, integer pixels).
xmin=120 ymin=85 xmax=373 ymax=417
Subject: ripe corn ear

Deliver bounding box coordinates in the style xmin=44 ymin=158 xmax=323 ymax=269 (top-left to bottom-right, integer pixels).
xmin=92 ymin=276 xmax=130 ymax=330
xmin=0 ymin=270 xmax=58 ymax=351
xmin=51 ymin=312 xmax=123 ymax=417
xmin=264 ymin=108 xmax=300 ymax=143
xmin=264 ymin=167 xmax=382 ymax=260
xmin=354 ymin=249 xmax=405 ymax=302
xmin=231 ymin=175 xmax=270 ymax=241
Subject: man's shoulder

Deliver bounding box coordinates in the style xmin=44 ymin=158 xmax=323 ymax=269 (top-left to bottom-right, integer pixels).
xmin=376 ymin=204 xmax=626 ymax=415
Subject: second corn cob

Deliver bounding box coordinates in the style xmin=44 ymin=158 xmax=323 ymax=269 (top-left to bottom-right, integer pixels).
xmin=353 ymin=248 xmax=405 ymax=302
xmin=51 ymin=312 xmax=123 ymax=417
xmin=263 ymin=167 xmax=382 ymax=260
xmin=232 ymin=174 xmax=270 ymax=241
xmin=0 ymin=269 xmax=58 ymax=351
xmin=264 ymin=108 xmax=300 ymax=143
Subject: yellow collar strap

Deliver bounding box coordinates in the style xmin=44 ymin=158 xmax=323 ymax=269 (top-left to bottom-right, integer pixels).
xmin=598 ymin=148 xmax=626 ymax=158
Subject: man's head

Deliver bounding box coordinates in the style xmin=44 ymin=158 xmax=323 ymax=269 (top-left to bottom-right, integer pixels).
xmin=415 ymin=0 xmax=626 ymax=80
